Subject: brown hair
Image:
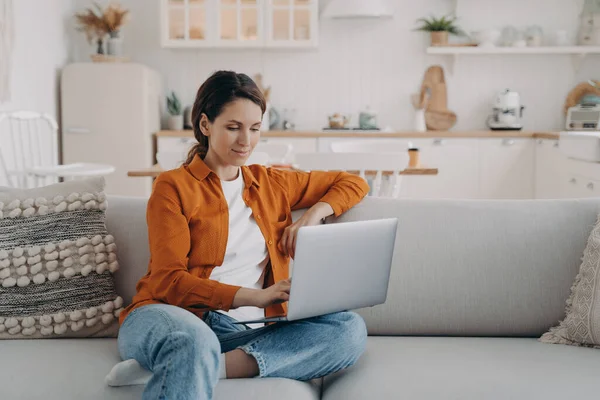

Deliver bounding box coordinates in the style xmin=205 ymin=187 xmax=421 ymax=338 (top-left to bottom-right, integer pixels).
xmin=185 ymin=71 xmax=266 ymax=164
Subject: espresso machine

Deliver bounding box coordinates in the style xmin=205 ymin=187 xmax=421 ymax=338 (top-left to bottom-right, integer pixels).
xmin=486 ymin=89 xmax=525 ymax=131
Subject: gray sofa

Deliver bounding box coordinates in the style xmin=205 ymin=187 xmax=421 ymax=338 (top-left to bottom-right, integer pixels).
xmin=1 ymin=195 xmax=600 ymax=399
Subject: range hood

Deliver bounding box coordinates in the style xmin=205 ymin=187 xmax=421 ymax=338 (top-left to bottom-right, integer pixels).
xmin=321 ymin=0 xmax=393 ymax=19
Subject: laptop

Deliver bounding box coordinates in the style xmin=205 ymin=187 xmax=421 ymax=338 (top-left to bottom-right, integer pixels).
xmin=233 ymin=217 xmax=398 ymax=325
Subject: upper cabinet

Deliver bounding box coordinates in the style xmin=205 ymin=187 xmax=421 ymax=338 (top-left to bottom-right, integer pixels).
xmin=160 ymin=0 xmax=318 ymax=48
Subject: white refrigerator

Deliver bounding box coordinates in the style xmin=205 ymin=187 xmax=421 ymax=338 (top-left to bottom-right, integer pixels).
xmin=60 ymin=63 xmax=161 ymax=197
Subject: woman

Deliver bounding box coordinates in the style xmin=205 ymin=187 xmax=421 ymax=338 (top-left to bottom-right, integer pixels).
xmin=109 ymin=71 xmax=371 ymax=399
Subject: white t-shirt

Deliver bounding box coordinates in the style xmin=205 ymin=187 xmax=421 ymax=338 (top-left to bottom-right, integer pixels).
xmin=209 ymin=169 xmax=269 ymax=328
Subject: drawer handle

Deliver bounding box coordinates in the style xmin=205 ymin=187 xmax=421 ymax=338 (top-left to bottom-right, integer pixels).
xmin=502 ymin=139 xmax=515 ymax=146
xmin=588 ymin=182 xmax=594 ymax=190
xmin=432 ymin=139 xmax=446 ymax=146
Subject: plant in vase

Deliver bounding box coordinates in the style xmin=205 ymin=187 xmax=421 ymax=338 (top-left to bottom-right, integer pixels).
xmin=75 ymin=2 xmax=129 ymax=57
xmin=166 ymin=91 xmax=184 ymax=131
xmin=414 ymin=14 xmax=463 ymax=46
xmin=104 ymin=2 xmax=130 ymax=56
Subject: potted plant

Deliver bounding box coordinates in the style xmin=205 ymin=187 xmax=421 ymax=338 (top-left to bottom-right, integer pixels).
xmin=166 ymin=91 xmax=184 ymax=131
xmin=414 ymin=15 xmax=463 ymax=46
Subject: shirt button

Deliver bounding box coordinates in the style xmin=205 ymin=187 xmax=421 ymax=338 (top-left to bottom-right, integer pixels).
xmin=268 ymin=240 xmax=273 ymax=245
xmin=217 ymin=303 xmax=223 ymax=308
xmin=257 ymin=215 xmax=262 ymax=220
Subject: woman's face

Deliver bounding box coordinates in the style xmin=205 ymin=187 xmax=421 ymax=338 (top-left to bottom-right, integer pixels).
xmin=201 ymin=98 xmax=263 ymax=169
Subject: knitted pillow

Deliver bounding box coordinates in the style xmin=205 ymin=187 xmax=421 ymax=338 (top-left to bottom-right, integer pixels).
xmin=0 ymin=177 xmax=123 ymax=339
xmin=539 ymin=212 xmax=600 ymax=348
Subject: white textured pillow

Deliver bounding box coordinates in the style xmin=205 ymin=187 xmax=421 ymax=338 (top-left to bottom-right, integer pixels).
xmin=0 ymin=177 xmax=123 ymax=338
xmin=540 ymin=213 xmax=600 ymax=348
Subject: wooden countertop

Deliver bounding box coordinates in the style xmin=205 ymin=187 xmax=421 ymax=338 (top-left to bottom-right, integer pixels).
xmin=156 ymin=130 xmax=560 ymax=140
xmin=128 ymin=164 xmax=438 ymax=178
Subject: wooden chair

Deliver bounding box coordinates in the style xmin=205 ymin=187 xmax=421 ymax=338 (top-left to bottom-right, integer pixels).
xmin=0 ymin=111 xmax=115 ymax=188
xmin=294 ymin=152 xmax=408 ymax=198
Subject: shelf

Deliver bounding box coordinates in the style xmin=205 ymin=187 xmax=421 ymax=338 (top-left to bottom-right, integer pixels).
xmin=427 ymin=46 xmax=600 ymax=55
xmin=426 ymin=46 xmax=600 ymax=74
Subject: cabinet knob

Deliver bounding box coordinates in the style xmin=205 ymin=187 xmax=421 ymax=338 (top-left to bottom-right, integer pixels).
xmin=502 ymin=139 xmax=515 ymax=146
xmin=569 ymin=178 xmax=577 ymax=184
xmin=537 ymin=139 xmax=543 ymax=145
xmin=432 ymin=138 xmax=446 ymax=146
xmin=588 ymin=182 xmax=594 ymax=190
xmin=553 ymin=141 xmax=559 ymax=148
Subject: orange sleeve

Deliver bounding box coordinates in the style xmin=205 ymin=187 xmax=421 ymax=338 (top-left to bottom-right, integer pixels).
xmin=145 ymin=178 xmax=241 ymax=311
xmin=268 ymin=168 xmax=370 ymax=216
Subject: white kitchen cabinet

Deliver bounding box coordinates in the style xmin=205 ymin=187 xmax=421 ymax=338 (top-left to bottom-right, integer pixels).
xmin=534 ymin=139 xmax=566 ymax=199
xmin=562 ymin=174 xmax=600 ymax=198
xmin=409 ymin=138 xmax=480 ymax=199
xmin=160 ymin=0 xmax=317 ymax=48
xmin=316 ymin=137 xmax=411 ymax=153
xmin=479 ymin=138 xmax=535 ymax=199
xmin=265 ymin=0 xmax=319 ymax=48
xmin=157 ymin=136 xmax=197 ymax=164
xmin=260 ymin=137 xmax=317 ymax=162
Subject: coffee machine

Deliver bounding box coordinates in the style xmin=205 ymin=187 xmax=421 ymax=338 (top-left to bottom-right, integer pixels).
xmin=486 ymin=89 xmax=525 ymax=130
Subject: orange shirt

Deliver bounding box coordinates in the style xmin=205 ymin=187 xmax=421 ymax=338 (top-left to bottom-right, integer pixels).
xmin=119 ymin=154 xmax=370 ymax=325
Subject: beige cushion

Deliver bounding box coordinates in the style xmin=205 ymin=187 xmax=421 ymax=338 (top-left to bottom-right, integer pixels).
xmin=540 ymin=213 xmax=600 ymax=348
xmin=0 ymin=177 xmax=123 ymax=339
xmin=322 ymin=337 xmax=600 ymax=400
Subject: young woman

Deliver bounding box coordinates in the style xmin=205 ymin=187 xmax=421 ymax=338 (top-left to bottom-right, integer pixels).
xmin=111 ymin=71 xmax=371 ymax=399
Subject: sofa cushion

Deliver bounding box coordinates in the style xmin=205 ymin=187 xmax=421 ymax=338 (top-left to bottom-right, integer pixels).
xmin=322 ymin=337 xmax=600 ymax=400
xmin=0 ymin=177 xmax=123 ymax=339
xmin=331 ymin=197 xmax=600 ymax=337
xmin=540 ymin=212 xmax=600 ymax=348
xmin=0 ymin=338 xmax=321 ymax=400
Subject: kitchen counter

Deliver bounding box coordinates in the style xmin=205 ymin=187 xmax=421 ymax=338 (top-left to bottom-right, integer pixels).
xmin=155 ymin=130 xmax=560 ymax=139
xmin=127 ymin=164 xmax=438 ymax=178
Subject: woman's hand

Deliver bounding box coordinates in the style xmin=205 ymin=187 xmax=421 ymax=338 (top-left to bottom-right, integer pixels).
xmin=232 ymin=279 xmax=291 ymax=309
xmin=254 ymin=279 xmax=291 ymax=308
xmin=278 ymin=202 xmax=334 ymax=259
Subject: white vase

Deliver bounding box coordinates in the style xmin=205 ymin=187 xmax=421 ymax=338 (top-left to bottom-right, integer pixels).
xmin=167 ymin=115 xmax=184 ymax=131
xmin=107 ymin=32 xmax=123 ymax=56
xmin=414 ymin=109 xmax=426 ymax=132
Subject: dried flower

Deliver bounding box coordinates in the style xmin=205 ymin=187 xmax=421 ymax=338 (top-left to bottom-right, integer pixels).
xmin=75 ymin=2 xmax=129 ymax=43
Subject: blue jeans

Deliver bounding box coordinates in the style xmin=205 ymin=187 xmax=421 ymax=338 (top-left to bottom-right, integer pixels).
xmin=117 ymin=304 xmax=367 ymax=400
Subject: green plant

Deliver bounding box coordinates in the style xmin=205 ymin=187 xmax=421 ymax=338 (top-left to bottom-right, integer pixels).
xmin=414 ymin=15 xmax=463 ymax=35
xmin=166 ymin=91 xmax=182 ymax=116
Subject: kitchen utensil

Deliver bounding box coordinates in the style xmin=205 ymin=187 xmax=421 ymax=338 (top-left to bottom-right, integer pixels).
xmin=328 ymin=113 xmax=350 ymax=129
xmin=420 ymin=66 xmax=456 ymax=131
xmin=359 ymin=107 xmax=378 ymax=130
xmin=471 ymin=29 xmax=500 ymax=47
xmin=566 ymin=104 xmax=600 ymax=130
xmin=425 ymin=109 xmax=457 ymax=131
xmin=525 ymin=25 xmax=544 ymax=46
xmin=486 ymin=89 xmax=525 ymax=130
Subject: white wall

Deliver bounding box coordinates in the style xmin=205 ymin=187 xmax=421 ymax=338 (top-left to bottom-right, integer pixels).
xmin=0 ymin=0 xmax=75 ymax=119
xmin=72 ymin=0 xmax=598 ymax=132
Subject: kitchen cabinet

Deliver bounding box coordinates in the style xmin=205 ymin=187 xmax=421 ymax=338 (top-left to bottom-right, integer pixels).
xmin=562 ymin=174 xmax=600 ymax=198
xmin=479 ymin=138 xmax=534 ymax=199
xmin=160 ymin=0 xmax=318 ymax=48
xmin=156 ymin=136 xmax=197 ymax=164
xmin=265 ymin=0 xmax=319 ymax=48
xmin=560 ymin=156 xmax=600 ymax=198
xmin=534 ymin=139 xmax=566 ymax=199
xmin=260 ymin=137 xmax=317 ymax=162
xmin=409 ymin=138 xmax=479 ymax=199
